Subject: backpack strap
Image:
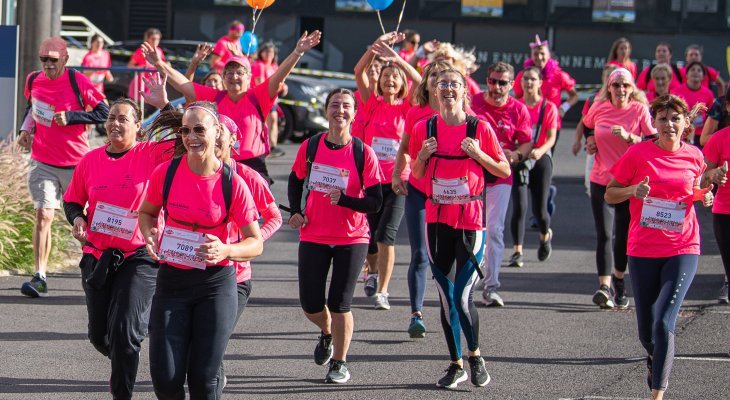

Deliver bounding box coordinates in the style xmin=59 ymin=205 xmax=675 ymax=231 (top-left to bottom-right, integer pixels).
xmin=162 ymin=156 xmax=183 ymax=211
xmin=352 ymin=136 xmax=365 ymax=188
xmin=644 ymin=64 xmax=655 ymax=86
xmin=532 ymin=98 xmax=547 ymax=144
xmin=301 ymin=132 xmax=325 ymax=213
xmin=67 ymin=68 xmax=85 ymax=109
xmin=466 ymin=116 xmax=498 ymax=184
xmin=671 ymin=63 xmax=683 ymax=84
xmin=22 ymin=71 xmax=43 ymax=121
xmin=221 ymin=161 xmax=233 ymax=216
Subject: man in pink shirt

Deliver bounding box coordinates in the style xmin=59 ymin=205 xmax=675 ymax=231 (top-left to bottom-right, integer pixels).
xmin=210 ymin=20 xmax=245 ymax=73
xmin=17 ymin=37 xmax=108 ymax=298
xmin=637 ymin=42 xmax=683 ymax=95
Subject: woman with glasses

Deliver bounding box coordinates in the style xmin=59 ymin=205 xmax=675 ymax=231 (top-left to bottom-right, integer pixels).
xmin=409 ymin=69 xmax=509 ymax=389
xmin=138 ymin=101 xmax=263 ymax=399
xmin=354 ymin=32 xmax=422 ymax=310
xmin=583 ymin=68 xmax=656 ymax=310
xmin=140 ymin=31 xmax=321 ymax=184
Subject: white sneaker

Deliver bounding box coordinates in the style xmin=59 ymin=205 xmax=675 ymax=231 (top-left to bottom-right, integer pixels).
xmin=374 ymin=292 xmax=391 ymax=310
xmin=481 ymin=289 xmax=504 ymax=307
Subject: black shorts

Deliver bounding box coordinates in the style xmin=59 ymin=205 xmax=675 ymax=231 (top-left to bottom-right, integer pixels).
xmin=366 ymin=185 xmax=405 ymax=253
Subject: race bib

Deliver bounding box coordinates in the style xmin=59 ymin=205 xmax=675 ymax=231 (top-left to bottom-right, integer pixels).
xmin=89 ymin=201 xmax=138 ymax=240
xmin=308 ymin=163 xmax=349 ymax=193
xmin=640 ymin=197 xmax=685 ymax=233
xmin=371 ymin=137 xmax=399 ymax=162
xmin=91 ymin=73 xmax=105 ymax=84
xmin=158 ymin=226 xmax=206 ymax=269
xmin=32 ymin=99 xmax=55 ymax=127
xmin=432 ymin=176 xmax=471 ymax=204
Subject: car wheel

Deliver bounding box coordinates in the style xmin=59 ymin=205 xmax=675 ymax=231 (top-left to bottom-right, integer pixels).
xmin=278 ymin=105 xmax=295 ymax=143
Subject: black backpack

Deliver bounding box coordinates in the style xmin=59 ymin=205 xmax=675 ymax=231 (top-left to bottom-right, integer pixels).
xmin=23 ymin=68 xmax=84 ymax=121
xmin=162 ymin=156 xmax=234 ymax=230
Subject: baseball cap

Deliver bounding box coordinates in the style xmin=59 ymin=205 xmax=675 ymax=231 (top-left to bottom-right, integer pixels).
xmin=38 ymin=37 xmax=68 ymax=58
xmin=224 ymin=55 xmax=251 ymax=71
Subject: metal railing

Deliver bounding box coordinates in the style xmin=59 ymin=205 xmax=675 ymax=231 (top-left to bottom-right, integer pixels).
xmin=60 ymin=16 xmax=114 ymax=47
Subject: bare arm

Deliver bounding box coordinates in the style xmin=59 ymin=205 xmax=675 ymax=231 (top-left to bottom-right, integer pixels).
xmin=715 ymin=75 xmax=726 ymax=98
xmin=371 ymin=42 xmax=422 ymax=86
xmin=141 ymin=42 xmax=197 ymax=103
xmin=391 ymin=132 xmax=411 ymax=195
xmin=531 ymin=128 xmax=556 ymax=160
xmin=700 ymin=117 xmax=719 ymax=146
xmin=355 ymin=32 xmax=405 ymax=103
xmin=221 ymin=222 xmax=263 ymax=262
xmin=268 ymin=31 xmax=322 ymax=99
xmin=605 ymin=177 xmax=648 ymax=204
xmin=184 ymin=43 xmax=213 ymax=82
xmin=138 ymin=201 xmax=162 ymax=261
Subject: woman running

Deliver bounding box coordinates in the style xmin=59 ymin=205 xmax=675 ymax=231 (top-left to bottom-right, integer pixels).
xmin=409 ymin=69 xmax=509 ymax=389
xmin=354 ymin=32 xmax=421 ymax=310
xmin=702 ymin=125 xmax=730 ymax=303
xmin=583 ymin=68 xmax=656 ymax=310
xmin=81 ymin=34 xmax=113 ymax=94
xmin=700 ymin=88 xmax=730 ymax=146
xmin=251 ymin=42 xmax=286 ymax=157
xmin=646 ymin=64 xmax=673 ymax=102
xmin=672 ymin=61 xmax=715 ymax=146
xmin=512 ymin=66 xmax=559 ymax=263
xmin=606 ymin=37 xmax=637 ymax=80
xmin=138 ymin=101 xmax=263 ymax=399
xmin=393 ymin=60 xmax=452 ymax=337
xmin=62 ymin=98 xmax=174 ymax=400
xmin=606 ymin=94 xmax=713 ymax=400
xmin=287 ymin=88 xmax=383 ymax=384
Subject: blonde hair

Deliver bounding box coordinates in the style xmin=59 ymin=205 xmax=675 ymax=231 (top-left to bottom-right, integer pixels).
xmin=650 ymin=63 xmax=673 ymax=79
xmin=597 ymin=69 xmax=647 ymax=105
xmin=412 ymin=60 xmax=452 ymax=107
xmin=432 ymin=43 xmax=466 ymax=76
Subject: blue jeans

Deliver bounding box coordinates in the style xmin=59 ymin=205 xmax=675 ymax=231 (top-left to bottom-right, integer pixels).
xmin=629 ymin=254 xmax=698 ymax=390
xmin=405 ymin=182 xmax=429 ymax=313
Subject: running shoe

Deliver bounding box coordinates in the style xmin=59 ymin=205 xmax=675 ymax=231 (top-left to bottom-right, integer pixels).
xmin=268 ymin=146 xmax=286 ymax=158
xmin=718 ymin=281 xmax=729 ymax=304
xmin=481 ymin=288 xmax=504 ymax=307
xmin=612 ymin=275 xmax=630 ymax=309
xmin=407 ymin=315 xmax=426 ymax=338
xmin=529 ymin=216 xmax=538 ymax=229
xmin=507 ymin=252 xmax=524 ymax=268
xmin=537 ymin=229 xmax=553 ymax=262
xmin=325 ymin=359 xmax=350 ymax=384
xmin=436 ymin=363 xmax=467 ymax=389
xmin=467 ymin=356 xmax=491 ymax=387
xmin=374 ymin=292 xmax=390 ymax=310
xmin=20 ymin=273 xmax=48 ymax=298
xmin=364 ymin=274 xmax=378 ymax=297
xmin=313 ymin=332 xmax=333 ymax=365
xmin=592 ymin=284 xmax=615 ymax=309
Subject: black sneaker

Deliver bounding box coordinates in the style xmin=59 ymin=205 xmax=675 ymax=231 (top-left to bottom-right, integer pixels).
xmin=436 ymin=363 xmax=467 ymax=389
xmin=592 ymin=284 xmax=615 ymax=309
xmin=20 ymin=273 xmax=48 ymax=298
xmin=718 ymin=281 xmax=729 ymax=304
xmin=314 ymin=332 xmax=333 ymax=365
xmin=364 ymin=274 xmax=378 ymax=297
xmin=507 ymin=252 xmax=523 ymax=268
xmin=467 ymin=356 xmax=491 ymax=387
xmin=612 ymin=275 xmax=630 ymax=309
xmin=537 ymin=229 xmax=553 ymax=261
xmin=268 ymin=146 xmax=286 ymax=158
xmin=325 ymin=359 xmax=350 ymax=384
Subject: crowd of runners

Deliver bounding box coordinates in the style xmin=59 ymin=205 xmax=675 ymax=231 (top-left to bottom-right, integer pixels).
xmin=14 ymin=23 xmax=730 ymax=400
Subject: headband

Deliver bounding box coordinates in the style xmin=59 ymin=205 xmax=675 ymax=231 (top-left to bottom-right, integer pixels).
xmin=185 ymin=105 xmax=219 ymax=121
xmin=529 ymin=34 xmax=549 ymax=49
xmin=230 ymin=23 xmax=245 ymax=31
xmin=608 ymin=68 xmax=634 ymax=85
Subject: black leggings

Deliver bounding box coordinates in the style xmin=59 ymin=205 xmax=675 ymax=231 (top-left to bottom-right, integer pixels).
xmin=511 ymin=156 xmax=553 ymax=244
xmin=590 ymin=182 xmax=630 ymax=277
xmin=713 ymin=213 xmax=730 ymax=282
xmin=298 ymin=242 xmax=369 ymax=314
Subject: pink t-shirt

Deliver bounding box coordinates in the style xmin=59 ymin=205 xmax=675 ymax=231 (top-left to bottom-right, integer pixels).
xmin=672 ymin=84 xmax=715 ymax=128
xmin=24 ymin=69 xmax=105 ymax=167
xmin=514 ymin=68 xmax=575 ymax=127
xmin=409 ymin=116 xmax=507 ymax=230
xmin=611 ymin=141 xmax=705 ymax=257
xmin=466 ymin=76 xmax=481 ymax=98
xmin=63 ymin=141 xmax=175 ymax=259
xmin=81 ymin=50 xmax=111 ymax=92
xmin=405 ymin=105 xmax=438 ymax=194
xmin=212 ymin=36 xmax=243 ymax=73
xmin=355 ymin=95 xmax=412 ymax=184
xmin=230 ymin=161 xmax=277 ymax=283
xmin=194 ymin=81 xmax=276 ymax=160
xmin=607 ymin=60 xmax=638 ymax=80
xmin=471 ymin=94 xmax=532 ymax=185
xmin=519 ymin=99 xmax=560 ymax=148
xmin=250 ymin=60 xmax=278 ymax=87
xmin=128 ymin=47 xmax=165 ymax=101
xmin=291 ymin=134 xmax=383 ymax=245
xmin=702 ymin=126 xmax=730 ymax=214
xmin=636 ymin=65 xmax=682 ymax=94
xmin=583 ymin=100 xmax=656 ymax=186
xmin=351 ymin=91 xmax=367 ymax=140
xmin=145 ymin=155 xmax=259 ymax=270
xmin=679 ymin=65 xmax=720 ymax=90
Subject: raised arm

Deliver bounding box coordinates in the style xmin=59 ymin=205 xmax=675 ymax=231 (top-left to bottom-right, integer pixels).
xmin=184 ymin=43 xmax=213 ymax=82
xmin=268 ymin=31 xmax=322 ymax=99
xmin=371 ymin=42 xmax=422 ymax=87
xmin=355 ymin=32 xmax=405 ymax=103
xmin=141 ymin=42 xmax=197 ymax=103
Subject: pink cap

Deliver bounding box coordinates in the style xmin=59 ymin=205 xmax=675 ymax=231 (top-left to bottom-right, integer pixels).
xmin=38 ymin=37 xmax=68 ymax=58
xmin=224 ymin=55 xmax=251 ymax=71
xmin=219 ymin=114 xmax=240 ymax=137
xmin=230 ymin=23 xmax=245 ymax=32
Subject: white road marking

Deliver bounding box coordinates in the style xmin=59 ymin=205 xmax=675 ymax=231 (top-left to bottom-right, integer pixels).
xmin=674 ymin=356 xmax=730 ymax=362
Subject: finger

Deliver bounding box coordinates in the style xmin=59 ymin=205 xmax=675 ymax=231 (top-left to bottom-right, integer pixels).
xmin=722 ymin=161 xmax=728 ymax=173
xmin=641 ymin=176 xmax=650 ymax=185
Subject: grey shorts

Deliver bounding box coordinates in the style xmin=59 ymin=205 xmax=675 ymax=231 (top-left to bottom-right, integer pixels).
xmin=27 ymin=160 xmax=75 ymax=209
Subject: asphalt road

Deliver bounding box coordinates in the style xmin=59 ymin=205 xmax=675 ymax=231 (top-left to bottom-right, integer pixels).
xmin=1 ymin=130 xmax=728 ymax=399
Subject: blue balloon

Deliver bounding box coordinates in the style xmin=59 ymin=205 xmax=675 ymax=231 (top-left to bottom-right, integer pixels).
xmin=367 ymin=0 xmax=394 ymax=11
xmin=240 ymin=31 xmax=258 ymax=55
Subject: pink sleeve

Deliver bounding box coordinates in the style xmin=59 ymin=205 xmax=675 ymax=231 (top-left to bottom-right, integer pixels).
xmin=581 ymin=99 xmax=591 ymax=115
xmin=560 ymin=71 xmax=576 ymax=91
xmin=610 ymin=148 xmax=637 ymax=186
xmin=515 ymin=105 xmax=533 ymax=144
xmin=144 ymin=163 xmax=166 ymax=207
xmin=512 ymin=71 xmax=524 ymax=99
xmin=81 ymin=53 xmax=91 ymax=67
xmin=252 ymin=78 xmax=277 ymax=115
xmin=193 ymin=83 xmax=221 ymax=102
xmin=130 ymin=49 xmax=146 ymax=67
xmin=404 ymin=109 xmax=416 ymax=136
xmin=230 ymin=177 xmax=259 ymax=229
xmin=105 ymin=51 xmax=112 ymax=68
xmin=544 ymin=102 xmax=559 ymax=129
xmin=478 ymin=121 xmax=507 ymax=163
xmin=703 ymin=132 xmax=722 ymax=164
xmin=291 ymin=140 xmax=309 ymax=179
xmin=582 ymin=101 xmax=598 ymax=129
xmin=76 ymin=72 xmax=106 ymax=108
xmin=362 ymin=146 xmax=384 ymax=188
xmin=63 ymin=156 xmax=89 ymax=205
xmin=260 ymin=202 xmax=282 ymax=241
xmin=151 ymin=140 xmax=176 ymax=167
xmin=213 ymin=38 xmax=227 ymax=56
xmin=638 ymin=106 xmax=657 ymax=137
xmin=408 ymin=120 xmax=427 ymax=161
xmin=708 ymin=66 xmax=719 ymax=82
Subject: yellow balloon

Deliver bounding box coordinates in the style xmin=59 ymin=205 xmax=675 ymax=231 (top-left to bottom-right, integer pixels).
xmin=246 ymin=0 xmax=275 ymax=9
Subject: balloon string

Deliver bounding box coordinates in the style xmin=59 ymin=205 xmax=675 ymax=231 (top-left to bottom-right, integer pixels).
xmin=375 ymin=10 xmax=386 ymax=36
xmin=394 ymin=0 xmax=407 ymax=35
xmin=248 ymin=7 xmax=264 ymax=55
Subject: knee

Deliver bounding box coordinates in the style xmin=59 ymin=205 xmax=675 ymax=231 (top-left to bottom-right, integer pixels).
xmin=88 ymin=333 xmax=110 ymax=357
xmin=109 ymin=320 xmax=145 ymax=353
xmin=36 ymin=208 xmax=54 ymax=226
xmin=327 ymin=298 xmax=350 ymax=313
xmin=653 ymin=318 xmax=673 ymax=339
xmin=487 ymin=223 xmax=504 ymax=238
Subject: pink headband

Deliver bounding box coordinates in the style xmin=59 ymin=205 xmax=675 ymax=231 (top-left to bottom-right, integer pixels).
xmin=230 ymin=23 xmax=245 ymax=32
xmin=219 ymin=114 xmax=240 ymax=136
xmin=529 ymin=34 xmax=548 ymax=49
xmin=608 ymin=68 xmax=634 ymax=85
xmin=185 ymin=105 xmax=219 ymax=122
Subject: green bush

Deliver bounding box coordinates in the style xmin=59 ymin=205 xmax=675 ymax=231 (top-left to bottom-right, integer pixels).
xmin=0 ymin=142 xmax=77 ymax=273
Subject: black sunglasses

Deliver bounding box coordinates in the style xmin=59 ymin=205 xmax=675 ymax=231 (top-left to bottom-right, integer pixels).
xmin=488 ymin=78 xmax=511 ymax=87
xmin=39 ymin=56 xmax=59 ymax=63
xmin=178 ymin=126 xmax=208 ymax=136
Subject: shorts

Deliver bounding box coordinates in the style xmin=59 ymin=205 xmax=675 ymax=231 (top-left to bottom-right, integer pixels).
xmin=27 ymin=159 xmax=75 ymax=209
xmin=366 ymin=185 xmax=405 ymax=253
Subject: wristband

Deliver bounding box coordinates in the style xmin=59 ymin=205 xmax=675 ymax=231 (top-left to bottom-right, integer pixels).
xmin=294 ymin=49 xmax=304 ymax=57
xmin=560 ymin=102 xmax=571 ymax=114
xmin=415 ymin=47 xmax=426 ymax=59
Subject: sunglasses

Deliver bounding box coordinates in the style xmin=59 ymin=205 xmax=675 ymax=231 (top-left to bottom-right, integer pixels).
xmin=488 ymin=78 xmax=511 ymax=87
xmin=39 ymin=56 xmax=59 ymax=63
xmin=437 ymin=81 xmax=463 ymax=90
xmin=178 ymin=126 xmax=208 ymax=136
